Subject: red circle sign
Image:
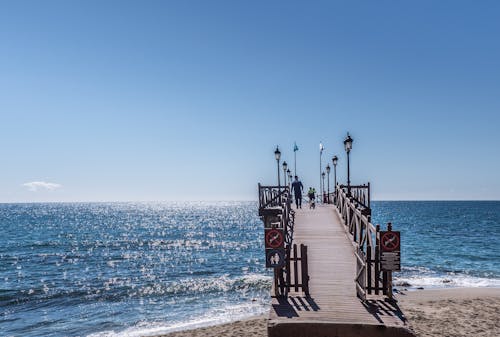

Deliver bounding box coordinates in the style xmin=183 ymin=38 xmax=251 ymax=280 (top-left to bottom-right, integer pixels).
xmin=265 ymin=229 xmax=284 ymax=248
xmin=381 ymin=232 xmax=400 ymax=252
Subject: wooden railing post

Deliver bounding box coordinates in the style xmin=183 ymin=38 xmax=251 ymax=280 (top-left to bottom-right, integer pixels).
xmin=359 ymin=217 xmax=364 ymax=246
xmin=293 ymin=244 xmax=299 ymax=293
xmin=375 ymin=224 xmax=380 ymax=295
xmin=286 ymin=250 xmax=291 ymax=293
xmin=301 ymin=244 xmax=310 ymax=296
xmin=367 ymin=244 xmax=372 ymax=294
xmin=279 ymin=267 xmax=286 ymax=296
xmin=273 ymin=268 xmax=279 ymax=297
xmin=387 ymin=271 xmax=393 ymax=300
xmin=385 ymin=222 xmax=393 ymax=299
xmin=367 ymin=182 xmax=371 ymax=209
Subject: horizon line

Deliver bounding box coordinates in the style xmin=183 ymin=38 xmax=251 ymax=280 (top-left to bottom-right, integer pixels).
xmin=1 ymin=199 xmax=500 ymax=204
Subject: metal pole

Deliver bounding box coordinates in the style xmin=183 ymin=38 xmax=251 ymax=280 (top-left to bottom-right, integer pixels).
xmin=334 ymin=164 xmax=337 ymax=202
xmin=322 ymin=173 xmax=325 ymax=203
xmin=294 ymin=151 xmax=297 ymax=176
xmin=319 ymin=151 xmax=322 ymax=200
xmin=347 ymin=151 xmax=351 ymax=196
xmin=277 ymin=159 xmax=281 ymax=188
xmin=283 ymin=168 xmax=287 ymax=186
xmin=327 ymin=171 xmax=330 ymax=204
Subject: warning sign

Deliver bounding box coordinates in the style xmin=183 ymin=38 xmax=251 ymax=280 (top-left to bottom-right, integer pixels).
xmin=381 ymin=251 xmax=401 ymax=271
xmin=265 ymin=228 xmax=284 ymax=249
xmin=265 ymin=248 xmax=286 ymax=268
xmin=380 ymin=231 xmax=400 ymax=252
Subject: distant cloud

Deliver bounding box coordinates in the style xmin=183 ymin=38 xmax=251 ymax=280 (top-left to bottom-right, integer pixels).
xmin=22 ymin=181 xmax=62 ymax=192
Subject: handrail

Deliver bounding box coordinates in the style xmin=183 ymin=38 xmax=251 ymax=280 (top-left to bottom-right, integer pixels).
xmin=258 ymin=184 xmax=294 ymax=246
xmin=336 ymin=186 xmax=376 ymax=252
xmin=334 ymin=184 xmax=393 ymax=300
xmin=258 ymin=183 xmax=300 ymax=297
xmin=338 ymin=183 xmax=371 ymax=210
xmin=258 ymin=183 xmax=290 ymax=210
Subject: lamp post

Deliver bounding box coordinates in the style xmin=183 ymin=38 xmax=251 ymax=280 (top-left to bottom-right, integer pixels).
xmin=282 ymin=161 xmax=288 ymax=187
xmin=332 ymin=155 xmax=338 ymax=201
xmin=326 ymin=164 xmax=331 ymax=203
xmin=321 ymin=172 xmax=326 ymax=203
xmin=275 ymin=146 xmax=281 ymax=188
xmin=319 ymin=142 xmax=324 ymax=198
xmin=344 ymin=134 xmax=353 ymax=196
xmin=287 ymin=169 xmax=291 ymax=188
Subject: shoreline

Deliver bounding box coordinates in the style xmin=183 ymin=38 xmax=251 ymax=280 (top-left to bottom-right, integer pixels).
xmin=153 ymin=287 xmax=500 ymax=337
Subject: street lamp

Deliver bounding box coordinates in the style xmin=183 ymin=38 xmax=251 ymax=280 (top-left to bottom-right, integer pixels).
xmin=332 ymin=155 xmax=338 ymax=201
xmin=282 ymin=161 xmax=288 ymax=186
xmin=344 ymin=133 xmax=353 ymax=196
xmin=321 ymin=171 xmax=326 ymax=203
xmin=287 ymin=169 xmax=291 ymax=187
xmin=326 ymin=164 xmax=331 ymax=203
xmin=319 ymin=142 xmax=324 ymax=198
xmin=275 ymin=146 xmax=281 ymax=187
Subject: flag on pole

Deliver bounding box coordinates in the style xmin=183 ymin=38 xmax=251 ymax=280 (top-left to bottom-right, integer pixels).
xmin=319 ymin=142 xmax=324 ymax=153
xmin=293 ymin=142 xmax=299 ymax=152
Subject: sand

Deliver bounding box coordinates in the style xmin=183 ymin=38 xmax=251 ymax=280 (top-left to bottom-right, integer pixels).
xmin=397 ymin=287 xmax=500 ymax=337
xmin=156 ymin=287 xmax=500 ymax=337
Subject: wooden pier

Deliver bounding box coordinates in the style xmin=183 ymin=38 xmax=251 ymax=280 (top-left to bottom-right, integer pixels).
xmin=258 ymin=184 xmax=416 ymax=337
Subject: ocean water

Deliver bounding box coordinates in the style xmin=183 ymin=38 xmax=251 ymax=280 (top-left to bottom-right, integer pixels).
xmin=1 ymin=201 xmax=499 ymax=336
xmin=372 ymin=201 xmax=500 ymax=289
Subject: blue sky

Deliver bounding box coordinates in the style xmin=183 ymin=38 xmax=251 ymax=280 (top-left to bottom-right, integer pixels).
xmin=1 ymin=1 xmax=499 ymax=202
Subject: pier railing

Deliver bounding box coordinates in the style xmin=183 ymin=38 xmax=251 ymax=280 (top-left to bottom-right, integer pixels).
xmin=335 ymin=185 xmax=394 ymax=300
xmin=258 ymin=184 xmax=309 ymax=297
xmin=339 ymin=183 xmax=371 ymax=212
xmin=258 ymin=184 xmax=290 ymax=213
xmin=325 ymin=183 xmax=370 ymax=210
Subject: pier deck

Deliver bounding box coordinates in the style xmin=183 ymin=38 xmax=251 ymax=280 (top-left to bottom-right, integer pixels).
xmin=268 ymin=204 xmax=414 ymax=337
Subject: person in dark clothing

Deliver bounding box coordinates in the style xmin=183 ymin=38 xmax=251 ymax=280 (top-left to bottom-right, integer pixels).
xmin=291 ymin=176 xmax=304 ymax=209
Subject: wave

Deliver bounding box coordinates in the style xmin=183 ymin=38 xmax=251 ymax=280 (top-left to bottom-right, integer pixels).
xmin=394 ymin=267 xmax=500 ymax=289
xmin=163 ymin=273 xmax=271 ymax=295
xmin=0 ymin=273 xmax=272 ymax=308
xmin=86 ymin=302 xmax=267 ymax=337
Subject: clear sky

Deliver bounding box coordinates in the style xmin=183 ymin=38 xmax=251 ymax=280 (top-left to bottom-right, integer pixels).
xmin=1 ymin=1 xmax=499 ymax=202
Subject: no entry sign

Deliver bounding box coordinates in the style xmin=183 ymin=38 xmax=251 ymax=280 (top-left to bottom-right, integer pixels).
xmin=380 ymin=231 xmax=400 ymax=252
xmin=265 ymin=228 xmax=284 ymax=249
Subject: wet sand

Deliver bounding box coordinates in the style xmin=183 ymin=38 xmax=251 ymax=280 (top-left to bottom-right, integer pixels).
xmin=156 ymin=287 xmax=500 ymax=337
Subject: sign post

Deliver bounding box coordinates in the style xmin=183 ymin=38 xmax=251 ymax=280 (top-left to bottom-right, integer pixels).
xmin=380 ymin=230 xmax=401 ymax=272
xmin=265 ymin=228 xmax=285 ymax=268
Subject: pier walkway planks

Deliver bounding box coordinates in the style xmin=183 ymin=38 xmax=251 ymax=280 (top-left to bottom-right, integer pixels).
xmin=268 ymin=204 xmax=415 ymax=337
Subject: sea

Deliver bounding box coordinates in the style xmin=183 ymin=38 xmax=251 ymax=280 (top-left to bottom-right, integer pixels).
xmin=1 ymin=201 xmax=499 ymax=337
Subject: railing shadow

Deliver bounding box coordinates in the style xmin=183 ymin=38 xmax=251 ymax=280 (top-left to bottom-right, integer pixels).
xmin=361 ymin=298 xmax=408 ymax=324
xmin=272 ymin=295 xmax=320 ymax=318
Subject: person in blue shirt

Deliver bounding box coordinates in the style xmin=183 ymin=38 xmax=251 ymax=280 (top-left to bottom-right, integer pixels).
xmin=291 ymin=176 xmax=304 ymax=209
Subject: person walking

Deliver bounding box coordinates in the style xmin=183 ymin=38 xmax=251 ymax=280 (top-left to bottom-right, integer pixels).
xmin=291 ymin=176 xmax=304 ymax=209
xmin=307 ymin=187 xmax=316 ymax=209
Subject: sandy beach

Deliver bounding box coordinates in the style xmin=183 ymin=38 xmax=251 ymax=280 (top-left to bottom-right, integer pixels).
xmin=397 ymin=287 xmax=500 ymax=337
xmin=157 ymin=287 xmax=500 ymax=337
